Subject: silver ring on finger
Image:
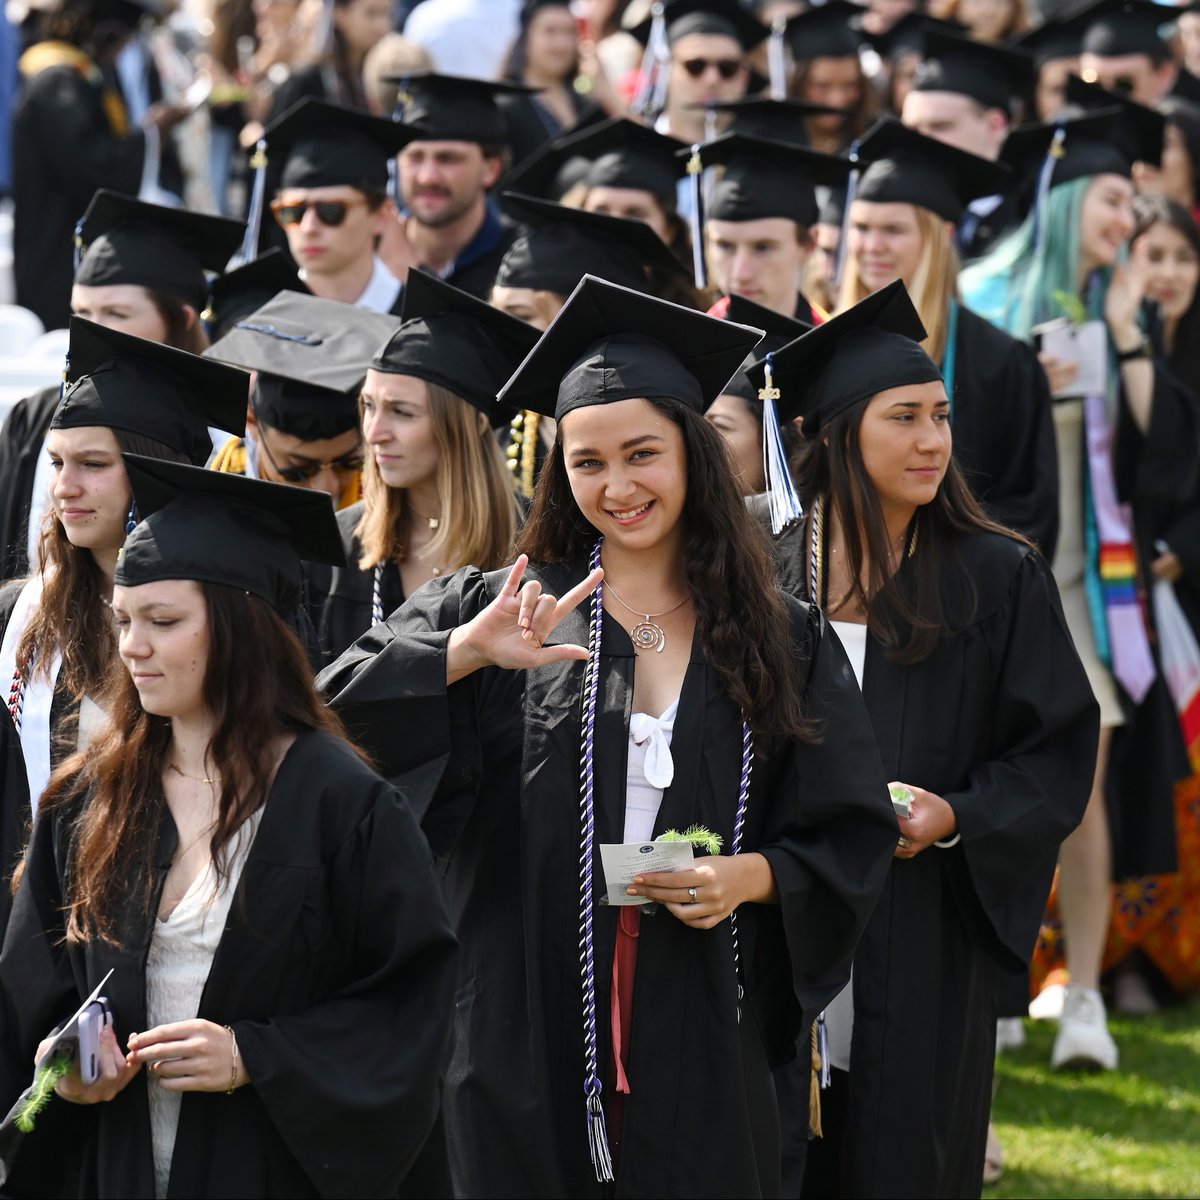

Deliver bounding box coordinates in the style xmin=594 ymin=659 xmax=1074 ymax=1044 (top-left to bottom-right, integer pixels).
xmin=687 ymin=887 xmax=698 ymax=903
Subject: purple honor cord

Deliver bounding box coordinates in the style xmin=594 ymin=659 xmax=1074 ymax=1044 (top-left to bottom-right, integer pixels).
xmin=576 ymin=539 xmax=754 ymax=1181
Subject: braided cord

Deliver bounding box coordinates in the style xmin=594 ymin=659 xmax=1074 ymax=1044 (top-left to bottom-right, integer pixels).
xmin=7 ymin=668 xmax=24 ymax=733
xmin=728 ymin=717 xmax=754 ymax=1005
xmin=578 ymin=538 xmax=614 ymax=1182
xmin=372 ymin=564 xmax=384 ymax=627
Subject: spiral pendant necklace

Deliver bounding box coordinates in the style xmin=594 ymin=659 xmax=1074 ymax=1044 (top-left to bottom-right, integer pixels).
xmin=603 ymin=578 xmax=689 ymax=654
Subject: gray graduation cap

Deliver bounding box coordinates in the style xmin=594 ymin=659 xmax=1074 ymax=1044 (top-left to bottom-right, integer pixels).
xmin=628 ymin=0 xmax=770 ymax=50
xmin=205 ymin=292 xmax=402 ymax=441
xmin=117 ymin=455 xmax=347 ymax=613
xmin=52 ymin=319 xmax=249 ymax=465
xmin=497 ymin=274 xmax=763 ymax=420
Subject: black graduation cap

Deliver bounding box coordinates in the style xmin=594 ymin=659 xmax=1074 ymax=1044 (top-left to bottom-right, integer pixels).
xmin=206 ymin=293 xmax=401 ymax=441
xmin=744 ymin=279 xmax=940 ymax=429
xmin=496 ymin=192 xmax=687 ymax=296
xmin=1063 ymin=74 xmax=1166 ymax=166
xmin=719 ymin=293 xmax=813 ymax=404
xmin=784 ymin=1 xmax=865 ymax=61
xmin=370 ymin=269 xmax=541 ymax=427
xmin=497 ymin=274 xmax=762 ymax=420
xmin=390 ymin=73 xmax=538 ymax=144
xmin=53 ymin=318 xmax=248 ymax=465
xmin=518 ymin=0 xmax=570 ymax=21
xmin=628 ymin=0 xmax=770 ymax=50
xmin=508 ymin=116 xmax=687 ymax=206
xmin=204 ymin=249 xmax=308 ymax=342
xmin=912 ymin=28 xmax=1035 ymax=113
xmin=497 ymin=107 xmax=610 ymax=201
xmin=817 ymin=182 xmax=847 ymax=227
xmin=863 ymin=12 xmax=966 ymax=61
xmin=695 ymin=97 xmax=848 ymax=146
xmin=683 ymin=133 xmax=852 ymax=225
xmin=1077 ymin=0 xmax=1174 ymax=59
xmin=265 ymin=97 xmax=416 ymax=193
xmin=1000 ymin=107 xmax=1135 ymax=186
xmin=75 ymin=190 xmax=246 ymax=311
xmin=1010 ymin=10 xmax=1091 ymax=67
xmin=851 ymin=118 xmax=1012 ymax=222
xmin=117 ymin=455 xmax=346 ymax=614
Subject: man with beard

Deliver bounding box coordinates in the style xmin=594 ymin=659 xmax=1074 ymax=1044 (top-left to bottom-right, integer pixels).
xmin=392 ymin=73 xmax=531 ymax=298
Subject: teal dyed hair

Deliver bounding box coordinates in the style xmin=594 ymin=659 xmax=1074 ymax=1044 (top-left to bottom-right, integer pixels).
xmin=960 ymin=177 xmax=1118 ymax=341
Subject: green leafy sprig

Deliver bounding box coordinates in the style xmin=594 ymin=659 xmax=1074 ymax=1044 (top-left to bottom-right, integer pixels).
xmin=657 ymin=825 xmax=724 ymax=856
xmin=15 ymin=1052 xmax=71 ymax=1132
xmin=1052 ymin=290 xmax=1088 ymax=327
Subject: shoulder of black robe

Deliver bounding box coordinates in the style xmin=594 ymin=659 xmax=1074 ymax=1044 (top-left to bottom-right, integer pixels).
xmin=0 ymin=387 xmax=61 ymax=582
xmin=951 ymin=307 xmax=1059 ymax=561
xmin=444 ymin=217 xmax=522 ymax=300
xmin=0 ymin=730 xmax=458 ymax=1197
xmin=923 ymin=532 xmax=1098 ymax=964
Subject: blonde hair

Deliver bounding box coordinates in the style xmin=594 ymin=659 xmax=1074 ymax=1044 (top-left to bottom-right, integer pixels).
xmin=837 ymin=204 xmax=960 ymax=367
xmin=355 ymin=380 xmax=521 ymax=572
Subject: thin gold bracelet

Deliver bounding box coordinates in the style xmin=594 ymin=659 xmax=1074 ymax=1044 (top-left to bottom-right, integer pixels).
xmin=224 ymin=1025 xmax=238 ymax=1095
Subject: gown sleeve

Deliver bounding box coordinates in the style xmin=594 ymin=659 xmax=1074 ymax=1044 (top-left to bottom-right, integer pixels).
xmin=755 ymin=607 xmax=899 ymax=1016
xmin=941 ymin=550 xmax=1100 ymax=964
xmin=0 ymin=805 xmax=92 ymax=1197
xmin=979 ymin=334 xmax=1060 ymax=562
xmin=316 ymin=568 xmax=524 ymax=858
xmin=231 ymin=778 xmax=458 ymax=1199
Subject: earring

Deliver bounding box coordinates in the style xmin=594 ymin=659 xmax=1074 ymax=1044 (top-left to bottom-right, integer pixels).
xmin=125 ymin=501 xmax=137 ymax=536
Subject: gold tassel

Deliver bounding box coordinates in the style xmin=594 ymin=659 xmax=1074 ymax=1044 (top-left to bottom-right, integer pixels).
xmin=809 ymin=1023 xmax=824 ymax=1139
xmin=520 ymin=411 xmax=540 ymax=498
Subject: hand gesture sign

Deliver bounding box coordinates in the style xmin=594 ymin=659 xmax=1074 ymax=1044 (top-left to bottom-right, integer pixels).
xmin=447 ymin=556 xmax=605 ymax=683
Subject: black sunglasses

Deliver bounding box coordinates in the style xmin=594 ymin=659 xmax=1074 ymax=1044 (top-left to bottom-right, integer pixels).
xmin=258 ymin=432 xmax=365 ymax=484
xmin=270 ymin=197 xmax=369 ymax=228
xmin=678 ymin=56 xmax=743 ymax=80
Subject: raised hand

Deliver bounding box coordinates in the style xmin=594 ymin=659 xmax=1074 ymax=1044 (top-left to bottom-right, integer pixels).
xmin=446 ymin=556 xmax=604 ymax=682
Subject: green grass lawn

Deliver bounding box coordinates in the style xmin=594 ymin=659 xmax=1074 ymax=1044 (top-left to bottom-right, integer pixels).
xmin=989 ymin=999 xmax=1200 ymax=1198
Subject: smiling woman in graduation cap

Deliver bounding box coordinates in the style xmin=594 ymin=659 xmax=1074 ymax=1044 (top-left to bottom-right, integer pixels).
xmin=838 ymin=117 xmax=1060 ymax=557
xmin=0 ymin=320 xmax=248 ymax=937
xmin=0 ymin=457 xmax=457 ymax=1199
xmin=317 ymin=270 xmax=536 ymax=661
xmin=318 ymin=274 xmax=897 ymax=1198
xmin=961 ymin=93 xmax=1193 ymax=1073
xmin=746 ymin=280 xmax=1097 ymax=1199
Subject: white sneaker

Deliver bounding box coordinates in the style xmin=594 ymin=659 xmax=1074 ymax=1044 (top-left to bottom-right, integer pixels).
xmin=1029 ymin=982 xmax=1066 ymax=1021
xmin=1051 ymin=986 xmax=1118 ymax=1071
xmin=996 ymin=1017 xmax=1026 ymax=1053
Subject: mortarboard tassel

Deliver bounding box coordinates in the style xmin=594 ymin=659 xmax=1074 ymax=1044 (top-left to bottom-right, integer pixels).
xmin=686 ymin=145 xmax=708 ymax=290
xmin=72 ymin=215 xmax=85 ymax=274
xmin=230 ymin=139 xmax=269 ymax=270
xmin=809 ymin=1022 xmax=824 ymax=1138
xmin=832 ymin=140 xmax=860 ymax=289
xmin=768 ymin=16 xmax=788 ymax=100
xmin=760 ymin=353 xmax=803 ymax=535
xmin=633 ymin=2 xmax=669 ymax=121
xmin=1031 ymin=124 xmax=1066 ymax=255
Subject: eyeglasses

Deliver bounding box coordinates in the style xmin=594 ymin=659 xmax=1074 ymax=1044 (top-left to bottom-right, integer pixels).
xmin=257 ymin=430 xmax=365 ymax=484
xmin=678 ymin=57 xmax=743 ymax=80
xmin=270 ymin=197 xmax=370 ymax=228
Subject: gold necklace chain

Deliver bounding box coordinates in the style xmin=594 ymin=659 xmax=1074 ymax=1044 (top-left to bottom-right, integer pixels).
xmin=169 ymin=762 xmax=221 ymax=785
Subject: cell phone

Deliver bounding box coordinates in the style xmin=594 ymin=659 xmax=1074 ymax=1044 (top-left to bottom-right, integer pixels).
xmin=76 ymin=999 xmax=112 ymax=1086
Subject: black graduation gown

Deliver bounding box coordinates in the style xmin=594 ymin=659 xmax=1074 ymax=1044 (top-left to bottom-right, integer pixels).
xmin=948 ymin=306 xmax=1060 ymax=562
xmin=317 ymin=502 xmax=406 ymax=665
xmin=317 ymin=560 xmax=899 ymax=1199
xmin=1107 ymin=357 xmax=1200 ymax=877
xmin=0 ymin=729 xmax=458 ymax=1199
xmin=781 ymin=533 xmax=1098 ymax=1199
xmin=0 ymin=386 xmax=59 ymax=582
xmin=13 ymin=63 xmax=145 ymax=329
xmin=498 ymin=90 xmax=601 ymax=170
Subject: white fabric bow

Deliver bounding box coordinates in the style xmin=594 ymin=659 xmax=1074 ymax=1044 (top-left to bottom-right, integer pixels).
xmin=629 ymin=710 xmax=676 ymax=789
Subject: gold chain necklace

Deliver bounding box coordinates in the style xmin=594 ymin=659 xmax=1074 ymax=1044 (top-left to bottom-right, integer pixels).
xmin=169 ymin=762 xmax=221 ymax=785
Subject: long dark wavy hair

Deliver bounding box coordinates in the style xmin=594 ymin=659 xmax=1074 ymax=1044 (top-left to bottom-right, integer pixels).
xmin=517 ymin=397 xmax=817 ymax=743
xmin=792 ymin=396 xmax=1028 ymax=664
xmin=38 ymin=582 xmax=356 ymax=945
